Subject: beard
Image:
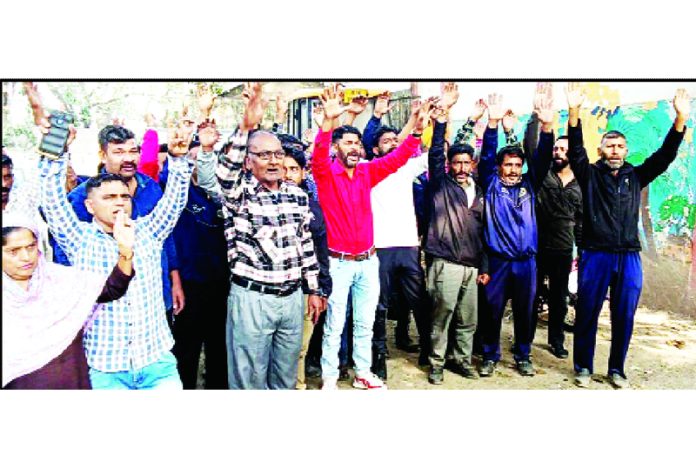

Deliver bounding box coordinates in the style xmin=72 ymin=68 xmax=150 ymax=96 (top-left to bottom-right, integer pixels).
xmin=552 ymin=158 xmax=569 ymax=171
xmin=603 ymin=158 xmax=624 ymax=170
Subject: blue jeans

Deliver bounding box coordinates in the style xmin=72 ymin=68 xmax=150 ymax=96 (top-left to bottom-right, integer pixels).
xmin=89 ymin=352 xmax=183 ymax=390
xmin=321 ymin=255 xmax=380 ymax=379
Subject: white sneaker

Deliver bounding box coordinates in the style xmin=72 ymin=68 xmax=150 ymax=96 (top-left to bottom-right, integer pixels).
xmin=321 ymin=377 xmax=338 ymax=390
xmin=353 ymin=372 xmax=387 ymax=390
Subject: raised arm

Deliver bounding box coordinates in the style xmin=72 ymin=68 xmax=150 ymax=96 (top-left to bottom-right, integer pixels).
xmin=528 ymin=83 xmax=555 ymax=193
xmin=140 ymin=123 xmax=194 ymax=244
xmin=635 ymin=88 xmax=690 ymax=188
xmin=478 ymin=93 xmax=505 ymax=191
xmin=343 ymin=94 xmax=368 ymax=127
xmin=367 ymin=97 xmax=431 ymax=187
xmin=311 ymin=84 xmax=349 ymax=179
xmin=39 ymin=157 xmax=86 ymax=261
xmin=362 ymin=92 xmax=392 ymax=157
xmin=565 ymin=83 xmax=591 ymax=187
xmin=454 ymin=98 xmax=487 ymax=146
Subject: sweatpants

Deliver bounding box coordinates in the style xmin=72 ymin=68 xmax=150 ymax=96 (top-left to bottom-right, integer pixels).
xmin=573 ymin=250 xmax=642 ymax=377
xmin=481 ymin=256 xmax=537 ymax=363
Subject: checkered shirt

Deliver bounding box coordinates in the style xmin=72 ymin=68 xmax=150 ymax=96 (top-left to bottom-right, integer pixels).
xmin=39 ymin=155 xmax=193 ymax=372
xmin=216 ymin=129 xmax=320 ymax=295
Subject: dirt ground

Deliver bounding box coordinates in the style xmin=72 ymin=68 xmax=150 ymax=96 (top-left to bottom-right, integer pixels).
xmin=197 ymin=300 xmax=696 ymax=390
xmin=302 ymin=303 xmax=696 ymax=390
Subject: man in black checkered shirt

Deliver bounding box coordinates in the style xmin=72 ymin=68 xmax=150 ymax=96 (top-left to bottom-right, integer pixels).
xmin=216 ymin=83 xmax=326 ymax=390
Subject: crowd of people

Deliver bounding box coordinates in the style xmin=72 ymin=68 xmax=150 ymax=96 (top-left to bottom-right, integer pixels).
xmin=1 ymin=81 xmax=691 ymax=390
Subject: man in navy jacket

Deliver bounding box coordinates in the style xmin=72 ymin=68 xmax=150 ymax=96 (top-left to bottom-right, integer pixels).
xmin=478 ymin=89 xmax=555 ymax=377
xmin=566 ymin=84 xmax=690 ymax=388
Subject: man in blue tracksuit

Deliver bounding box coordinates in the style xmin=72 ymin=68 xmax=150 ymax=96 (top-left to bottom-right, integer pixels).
xmin=477 ymin=91 xmax=555 ymax=377
xmin=566 ymin=84 xmax=691 ymax=388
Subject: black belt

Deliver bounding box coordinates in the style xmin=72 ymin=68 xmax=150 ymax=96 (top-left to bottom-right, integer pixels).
xmin=231 ymin=276 xmax=300 ymax=297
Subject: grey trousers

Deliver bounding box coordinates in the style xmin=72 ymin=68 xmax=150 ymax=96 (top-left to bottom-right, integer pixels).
xmin=226 ymin=283 xmax=303 ymax=389
xmin=427 ymin=257 xmax=478 ymax=368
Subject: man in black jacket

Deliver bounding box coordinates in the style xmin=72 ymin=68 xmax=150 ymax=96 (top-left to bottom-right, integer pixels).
xmin=524 ymin=109 xmax=583 ymax=359
xmin=566 ymin=84 xmax=690 ymax=388
xmin=422 ymin=84 xmax=490 ymax=385
xmin=282 ymin=147 xmax=332 ymax=389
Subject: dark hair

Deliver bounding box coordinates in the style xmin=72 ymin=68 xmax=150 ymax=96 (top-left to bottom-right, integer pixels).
xmin=2 ymin=153 xmax=13 ymax=170
xmin=158 ymin=143 xmax=169 ymax=153
xmin=372 ymin=126 xmax=399 ymax=149
xmin=277 ymin=133 xmax=308 ymax=152
xmin=2 ymin=227 xmax=35 ymax=246
xmin=447 ymin=143 xmax=475 ymax=163
xmin=495 ymin=145 xmax=526 ymax=166
xmin=601 ymin=130 xmax=627 ymax=143
xmin=332 ymin=125 xmax=362 ymax=144
xmin=85 ymin=173 xmax=129 ymax=197
xmin=284 ymin=147 xmax=307 ymax=169
xmin=98 ymin=125 xmax=136 ymax=152
xmin=555 ymin=135 xmax=568 ymax=142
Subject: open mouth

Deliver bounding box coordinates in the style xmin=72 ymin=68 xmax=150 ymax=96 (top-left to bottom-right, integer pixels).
xmin=121 ymin=164 xmax=136 ymax=172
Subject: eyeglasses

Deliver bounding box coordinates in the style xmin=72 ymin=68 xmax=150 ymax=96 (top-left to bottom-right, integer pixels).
xmin=248 ymin=150 xmax=286 ymax=161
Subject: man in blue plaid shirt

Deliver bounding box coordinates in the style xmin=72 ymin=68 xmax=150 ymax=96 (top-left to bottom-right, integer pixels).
xmin=39 ymin=120 xmax=195 ymax=390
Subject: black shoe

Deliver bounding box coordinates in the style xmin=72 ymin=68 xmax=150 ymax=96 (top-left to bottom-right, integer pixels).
xmin=549 ymin=344 xmax=569 ymax=359
xmin=395 ymin=339 xmax=420 ymax=353
xmin=305 ymin=363 xmax=322 ymax=379
xmin=418 ymin=353 xmax=430 ymax=367
xmin=338 ymin=366 xmax=350 ymax=381
xmin=516 ymin=360 xmax=535 ymax=376
xmin=449 ymin=361 xmax=479 ymax=380
xmin=372 ymin=354 xmax=388 ymax=381
xmin=479 ymin=360 xmax=496 ymax=377
xmin=428 ymin=366 xmax=444 ymax=385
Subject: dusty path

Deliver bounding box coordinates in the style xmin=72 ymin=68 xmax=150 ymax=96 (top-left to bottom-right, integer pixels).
xmin=304 ymin=304 xmax=696 ymax=390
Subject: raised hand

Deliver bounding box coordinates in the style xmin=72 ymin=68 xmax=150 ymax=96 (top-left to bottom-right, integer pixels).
xmin=373 ymin=91 xmax=394 ymax=118
xmin=414 ymin=97 xmax=438 ymax=134
xmin=144 ymin=112 xmax=157 ymax=128
xmin=319 ymin=83 xmax=348 ymax=121
xmin=347 ymin=94 xmax=368 ymax=116
xmin=275 ymin=93 xmax=289 ymax=123
xmin=440 ymin=82 xmax=460 ymax=110
xmin=486 ymin=93 xmax=505 ymax=124
xmin=502 ymin=110 xmax=518 ymax=132
xmin=240 ymin=82 xmax=267 ymax=131
xmin=565 ymin=82 xmax=586 ymax=109
xmin=113 ymin=209 xmax=135 ymax=253
xmin=673 ymin=88 xmax=691 ymax=132
xmin=312 ymin=102 xmax=324 ymax=127
xmin=535 ymin=82 xmax=555 ymax=127
xmin=673 ymin=88 xmax=691 ymax=119
xmin=197 ymin=85 xmax=217 ymax=119
xmin=23 ymin=82 xmax=49 ymax=126
xmin=167 ymin=120 xmax=195 ymax=157
xmin=469 ymin=98 xmax=487 ymax=122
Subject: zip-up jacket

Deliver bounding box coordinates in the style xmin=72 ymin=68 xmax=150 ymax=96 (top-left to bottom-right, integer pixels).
xmin=423 ymin=120 xmax=488 ymax=273
xmin=568 ymin=120 xmax=684 ymax=252
xmin=479 ymin=125 xmax=554 ymax=260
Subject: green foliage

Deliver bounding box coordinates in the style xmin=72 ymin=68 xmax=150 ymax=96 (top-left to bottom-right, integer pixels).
xmin=656 ymin=195 xmax=696 ymax=233
xmin=2 ymin=125 xmax=37 ymax=151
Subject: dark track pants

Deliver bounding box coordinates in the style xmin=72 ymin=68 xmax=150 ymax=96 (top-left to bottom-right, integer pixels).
xmin=532 ymin=251 xmax=573 ymax=347
xmin=573 ymin=251 xmax=642 ymax=377
xmin=172 ymin=279 xmax=230 ymax=389
xmin=481 ymin=256 xmax=537 ymax=363
xmin=373 ymin=247 xmax=430 ymax=355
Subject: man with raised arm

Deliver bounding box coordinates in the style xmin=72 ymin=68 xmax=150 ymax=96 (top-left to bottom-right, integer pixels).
xmin=423 ymin=84 xmax=490 ymax=385
xmin=39 ymin=116 xmax=195 ymax=389
xmin=311 ymin=84 xmax=430 ymax=390
xmin=477 ymin=87 xmax=556 ymax=378
xmin=216 ymin=82 xmax=325 ymax=390
xmin=566 ymin=84 xmax=691 ymax=388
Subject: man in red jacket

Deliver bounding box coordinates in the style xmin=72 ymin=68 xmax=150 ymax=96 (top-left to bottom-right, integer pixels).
xmin=311 ymin=84 xmax=433 ymax=389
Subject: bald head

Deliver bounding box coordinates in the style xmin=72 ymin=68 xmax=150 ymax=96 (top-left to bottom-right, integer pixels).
xmin=246 ymin=131 xmax=284 ymax=190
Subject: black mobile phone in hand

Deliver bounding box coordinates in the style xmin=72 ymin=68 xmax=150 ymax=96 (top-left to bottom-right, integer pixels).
xmin=38 ymin=111 xmax=74 ymax=159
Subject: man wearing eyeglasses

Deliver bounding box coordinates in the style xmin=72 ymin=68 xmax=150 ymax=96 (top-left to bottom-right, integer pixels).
xmin=216 ymin=83 xmax=325 ymax=390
